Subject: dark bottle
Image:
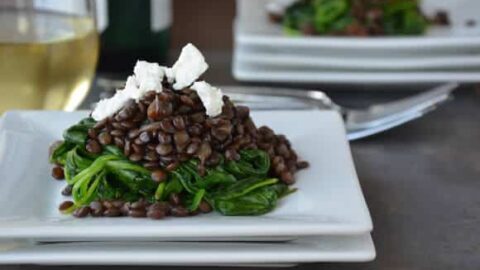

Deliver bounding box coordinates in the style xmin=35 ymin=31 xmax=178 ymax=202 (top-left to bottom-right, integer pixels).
xmin=98 ymin=0 xmax=171 ymax=73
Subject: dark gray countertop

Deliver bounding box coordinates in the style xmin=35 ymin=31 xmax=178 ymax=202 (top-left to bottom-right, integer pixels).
xmin=6 ymin=52 xmax=480 ymax=270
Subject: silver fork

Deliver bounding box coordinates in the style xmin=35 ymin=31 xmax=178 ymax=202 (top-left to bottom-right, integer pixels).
xmin=96 ymin=79 xmax=458 ymax=140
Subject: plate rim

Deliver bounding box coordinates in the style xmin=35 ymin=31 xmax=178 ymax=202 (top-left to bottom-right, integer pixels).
xmin=235 ymin=49 xmax=480 ymax=70
xmin=0 ymin=234 xmax=376 ymax=264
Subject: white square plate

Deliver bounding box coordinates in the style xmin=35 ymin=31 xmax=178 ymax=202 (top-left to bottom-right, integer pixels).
xmin=0 ymin=110 xmax=372 ymax=241
xmin=0 ymin=234 xmax=375 ymax=266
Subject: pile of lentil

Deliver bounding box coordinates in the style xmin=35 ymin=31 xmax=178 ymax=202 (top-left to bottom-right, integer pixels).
xmin=85 ymin=87 xmax=307 ymax=184
xmin=52 ymin=84 xmax=308 ymax=219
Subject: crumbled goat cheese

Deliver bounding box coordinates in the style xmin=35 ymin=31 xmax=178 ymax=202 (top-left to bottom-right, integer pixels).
xmin=133 ymin=60 xmax=165 ymax=94
xmin=191 ymin=81 xmax=224 ymax=117
xmin=171 ymin=43 xmax=208 ymax=90
xmin=92 ymin=61 xmax=166 ymax=121
xmin=92 ymin=88 xmax=133 ymax=121
xmin=92 ymin=44 xmax=214 ymax=121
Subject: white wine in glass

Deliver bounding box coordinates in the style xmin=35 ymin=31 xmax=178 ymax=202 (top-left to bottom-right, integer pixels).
xmin=0 ymin=0 xmax=98 ymax=114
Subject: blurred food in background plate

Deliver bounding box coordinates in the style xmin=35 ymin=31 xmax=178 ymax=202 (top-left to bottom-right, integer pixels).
xmin=266 ymin=0 xmax=448 ymax=36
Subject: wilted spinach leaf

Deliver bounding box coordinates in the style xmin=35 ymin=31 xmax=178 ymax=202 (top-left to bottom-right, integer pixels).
xmin=214 ymin=185 xmax=279 ymax=216
xmin=62 ymin=117 xmax=96 ymax=146
xmin=225 ymin=149 xmax=270 ymax=178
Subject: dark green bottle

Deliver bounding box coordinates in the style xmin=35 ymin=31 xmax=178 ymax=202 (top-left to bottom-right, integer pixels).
xmin=98 ymin=0 xmax=171 ymax=73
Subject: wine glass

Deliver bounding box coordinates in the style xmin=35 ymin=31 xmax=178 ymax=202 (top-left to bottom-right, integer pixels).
xmin=0 ymin=0 xmax=99 ymax=114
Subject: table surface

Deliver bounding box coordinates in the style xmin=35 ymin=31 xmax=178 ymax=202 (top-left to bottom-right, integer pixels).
xmin=7 ymin=51 xmax=480 ymax=270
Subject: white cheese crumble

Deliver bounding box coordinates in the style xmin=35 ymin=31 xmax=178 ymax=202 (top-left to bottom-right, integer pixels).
xmin=133 ymin=61 xmax=165 ymax=94
xmin=92 ymin=88 xmax=133 ymax=121
xmin=92 ymin=43 xmax=218 ymax=121
xmin=191 ymin=81 xmax=224 ymax=117
xmin=92 ymin=61 xmax=166 ymax=121
xmin=171 ymin=43 xmax=209 ymax=90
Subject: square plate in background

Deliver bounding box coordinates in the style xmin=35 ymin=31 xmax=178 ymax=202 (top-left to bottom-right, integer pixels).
xmin=233 ymin=0 xmax=480 ymax=84
xmin=0 ymin=110 xmax=372 ymax=242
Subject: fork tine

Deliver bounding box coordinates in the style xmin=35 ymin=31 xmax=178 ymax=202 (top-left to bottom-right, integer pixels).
xmin=369 ymin=82 xmax=458 ymax=112
xmin=346 ymin=97 xmax=449 ymax=140
xmin=347 ymin=111 xmax=424 ymax=140
xmin=345 ymin=83 xmax=458 ymax=129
